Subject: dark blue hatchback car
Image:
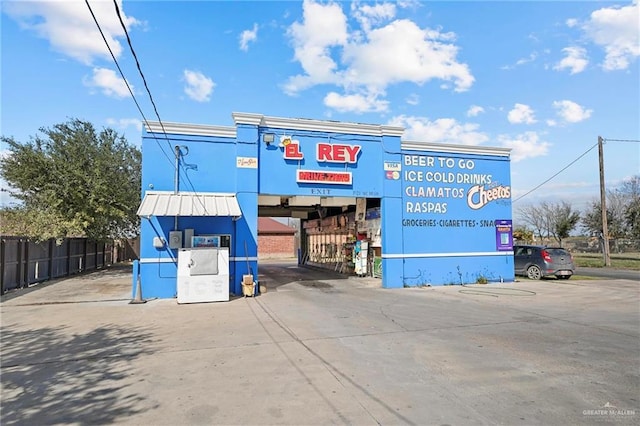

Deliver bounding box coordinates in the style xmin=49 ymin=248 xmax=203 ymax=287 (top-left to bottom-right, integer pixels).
xmin=514 ymin=245 xmax=575 ymax=280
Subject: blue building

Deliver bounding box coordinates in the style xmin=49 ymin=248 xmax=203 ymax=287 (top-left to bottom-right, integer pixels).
xmin=136 ymin=112 xmax=514 ymax=299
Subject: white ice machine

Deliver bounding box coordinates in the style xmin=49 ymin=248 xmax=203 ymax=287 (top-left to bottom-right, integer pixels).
xmin=177 ymin=247 xmax=230 ymax=303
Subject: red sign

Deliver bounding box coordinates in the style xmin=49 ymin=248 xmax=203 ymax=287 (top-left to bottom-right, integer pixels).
xmin=283 ymin=142 xmax=303 ymax=160
xmin=316 ymin=143 xmax=361 ymax=163
xmin=283 ymin=141 xmax=361 ymax=164
xmin=296 ymin=170 xmax=353 ymax=185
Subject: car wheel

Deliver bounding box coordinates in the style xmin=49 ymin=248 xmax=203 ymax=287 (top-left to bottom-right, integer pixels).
xmin=557 ymin=275 xmax=571 ymax=280
xmin=527 ymin=265 xmax=542 ymax=280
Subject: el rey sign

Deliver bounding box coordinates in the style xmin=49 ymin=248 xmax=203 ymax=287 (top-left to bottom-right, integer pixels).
xmin=283 ymin=141 xmax=361 ymax=163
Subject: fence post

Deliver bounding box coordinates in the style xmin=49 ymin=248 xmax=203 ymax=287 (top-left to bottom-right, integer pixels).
xmin=0 ymin=238 xmax=5 ymax=295
xmin=23 ymin=239 xmax=30 ymax=288
xmin=78 ymin=238 xmax=87 ymax=272
xmin=15 ymin=239 xmax=22 ymax=288
xmin=82 ymin=238 xmax=87 ymax=272
xmin=66 ymin=238 xmax=72 ymax=276
xmin=48 ymin=238 xmax=54 ymax=280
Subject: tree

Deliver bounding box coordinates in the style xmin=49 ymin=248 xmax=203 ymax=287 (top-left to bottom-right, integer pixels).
xmin=620 ymin=175 xmax=640 ymax=240
xmin=513 ymin=227 xmax=534 ymax=244
xmin=516 ymin=203 xmax=549 ymax=242
xmin=582 ymin=175 xmax=640 ymax=240
xmin=548 ymin=201 xmax=580 ymax=246
xmin=0 ymin=119 xmax=141 ymax=241
xmin=516 ymin=201 xmax=580 ymax=246
xmin=581 ymin=200 xmax=603 ymax=237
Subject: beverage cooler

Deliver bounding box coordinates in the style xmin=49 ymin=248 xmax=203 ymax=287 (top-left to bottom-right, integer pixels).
xmin=177 ymin=247 xmax=230 ymax=303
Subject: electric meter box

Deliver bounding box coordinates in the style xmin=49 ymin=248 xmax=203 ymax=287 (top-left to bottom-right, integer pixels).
xmin=169 ymin=231 xmax=183 ymax=249
xmin=184 ymin=229 xmax=194 ymax=248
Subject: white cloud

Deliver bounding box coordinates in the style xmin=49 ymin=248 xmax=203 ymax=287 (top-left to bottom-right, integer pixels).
xmin=105 ymin=118 xmax=142 ymax=132
xmin=507 ymin=104 xmax=537 ymax=124
xmin=501 ymin=52 xmax=538 ymax=70
xmin=324 ymin=91 xmax=389 ymax=113
xmin=341 ymin=19 xmax=473 ymax=92
xmin=284 ymin=0 xmax=349 ymax=94
xmin=552 ymin=100 xmax=593 ymax=124
xmin=239 ymin=23 xmax=258 ymax=51
xmin=498 ymin=132 xmax=550 ymax=162
xmin=566 ymin=18 xmax=579 ymax=28
xmin=183 ymin=70 xmax=215 ymax=102
xmin=284 ymin=0 xmax=474 ymax=109
xmin=516 ymin=52 xmax=538 ymax=66
xmin=580 ymin=1 xmax=639 ymax=70
xmin=388 ymin=115 xmax=489 ymax=146
xmin=406 ymin=94 xmax=420 ymax=106
xmin=554 ymin=46 xmax=589 ymax=74
xmin=351 ymin=1 xmax=396 ymax=33
xmin=396 ymin=0 xmax=422 ymax=9
xmin=3 ymin=0 xmax=140 ymax=65
xmin=83 ymin=67 xmax=131 ymax=98
xmin=467 ymin=105 xmax=485 ymax=117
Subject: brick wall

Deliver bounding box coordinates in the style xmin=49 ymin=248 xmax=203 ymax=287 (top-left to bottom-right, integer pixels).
xmin=258 ymin=234 xmax=295 ymax=259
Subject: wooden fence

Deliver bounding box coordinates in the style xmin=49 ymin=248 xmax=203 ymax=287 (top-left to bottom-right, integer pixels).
xmin=0 ymin=237 xmax=119 ymax=295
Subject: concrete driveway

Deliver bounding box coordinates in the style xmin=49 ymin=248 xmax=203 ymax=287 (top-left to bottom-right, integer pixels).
xmin=1 ymin=262 xmax=638 ymax=425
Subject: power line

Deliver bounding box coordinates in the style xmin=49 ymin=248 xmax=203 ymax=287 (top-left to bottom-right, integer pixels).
xmin=110 ymin=0 xmax=174 ymax=156
xmin=512 ymin=141 xmax=599 ymax=204
xmin=603 ymin=138 xmax=640 ymax=143
xmin=112 ymin=1 xmax=170 ymax=139
xmin=84 ymin=0 xmax=174 ymax=168
xmin=110 ymin=0 xmax=209 ymax=214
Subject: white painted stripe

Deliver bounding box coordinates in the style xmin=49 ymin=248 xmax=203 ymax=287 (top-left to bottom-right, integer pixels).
xmin=382 ymin=251 xmax=513 ymax=259
xmin=139 ymin=257 xmax=259 ymax=264
xmin=139 ymin=258 xmax=176 ymax=264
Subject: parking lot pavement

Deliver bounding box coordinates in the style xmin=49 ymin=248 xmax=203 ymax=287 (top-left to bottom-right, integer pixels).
xmin=0 ymin=264 xmax=133 ymax=306
xmin=1 ymin=265 xmax=638 ymax=425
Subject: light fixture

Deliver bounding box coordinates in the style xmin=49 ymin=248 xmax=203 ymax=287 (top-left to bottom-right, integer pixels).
xmin=262 ymin=133 xmax=275 ymax=145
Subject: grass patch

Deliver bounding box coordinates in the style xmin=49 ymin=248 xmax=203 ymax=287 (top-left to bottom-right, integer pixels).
xmin=572 ymin=253 xmax=640 ymax=270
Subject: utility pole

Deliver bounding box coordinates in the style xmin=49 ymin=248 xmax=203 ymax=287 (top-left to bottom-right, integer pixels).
xmin=598 ymin=136 xmax=611 ymax=267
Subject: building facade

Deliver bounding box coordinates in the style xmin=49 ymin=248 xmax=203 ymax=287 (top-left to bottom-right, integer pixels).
xmin=136 ymin=112 xmax=514 ymax=299
xmin=258 ymin=217 xmax=296 ymax=259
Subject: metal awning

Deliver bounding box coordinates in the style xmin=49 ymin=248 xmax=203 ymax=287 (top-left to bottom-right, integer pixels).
xmin=137 ymin=191 xmax=242 ymax=217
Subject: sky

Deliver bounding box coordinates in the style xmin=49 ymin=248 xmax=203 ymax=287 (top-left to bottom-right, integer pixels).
xmin=1 ymin=0 xmax=639 ymax=213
